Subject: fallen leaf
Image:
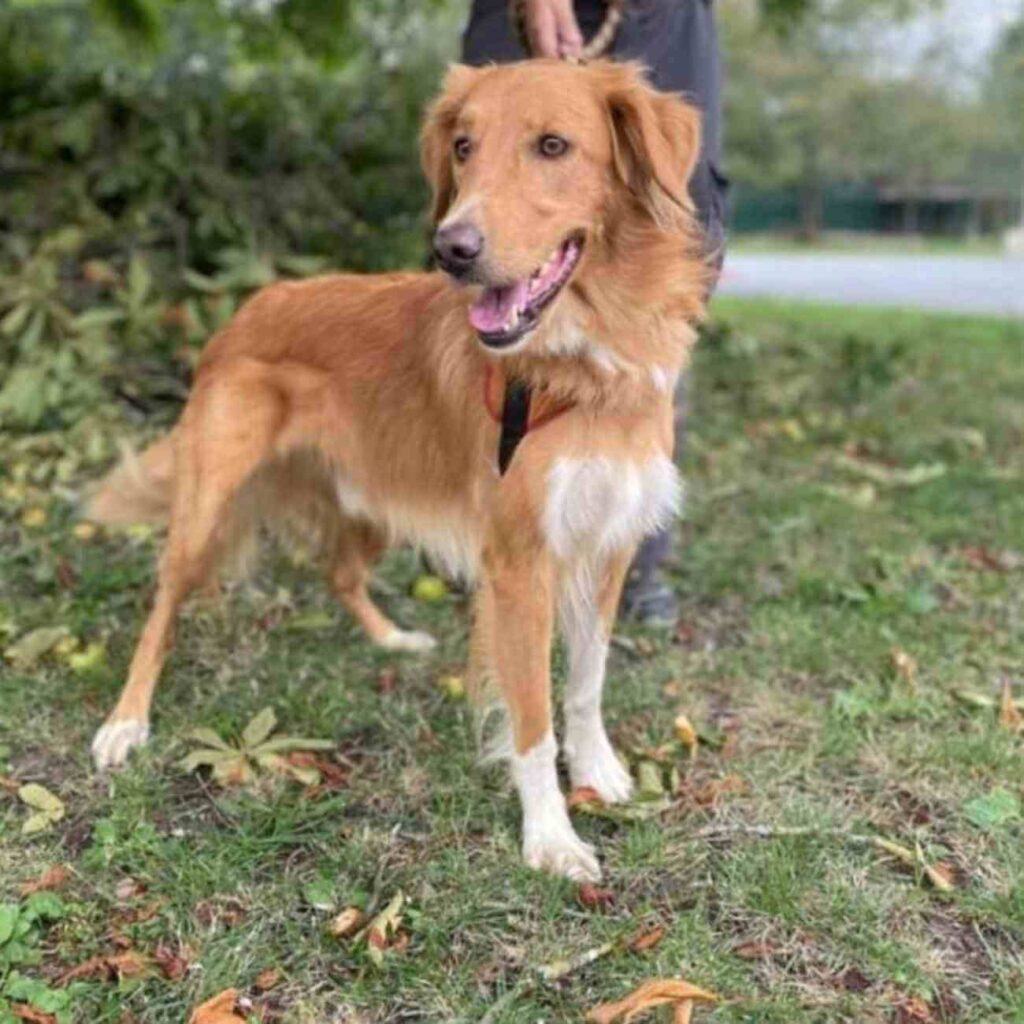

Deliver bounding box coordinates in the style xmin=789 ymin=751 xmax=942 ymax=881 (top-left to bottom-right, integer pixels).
xmin=635 ymin=760 xmax=665 ymax=799
xmin=998 ymin=678 xmax=1023 ymax=733
xmin=871 ymin=837 xmax=955 ymax=892
xmin=328 ymin=906 xmax=366 ymax=939
xmin=577 ymin=883 xmax=615 ymax=910
xmin=187 ymin=989 xmax=247 ymax=1024
xmin=11 ymin=1006 xmax=56 ymax=1024
xmin=19 ymin=865 xmax=70 ymax=895
xmin=154 ymin=942 xmax=189 ymax=981
xmin=67 ymin=641 xmax=106 ymax=675
xmin=567 ymin=786 xmax=603 ymax=810
xmin=835 ymin=967 xmax=872 ymax=992
xmin=628 ymin=924 xmax=666 ymax=953
xmin=365 ymin=891 xmax=405 ymax=967
xmin=680 ymin=774 xmax=745 ymax=809
xmin=58 ymin=951 xmax=151 ymax=985
xmin=586 ymin=978 xmax=719 ymax=1023
xmin=673 ymin=714 xmax=698 ymax=759
xmin=241 ymin=707 xmax=277 ymax=748
xmin=835 ymin=454 xmax=946 ymax=488
xmin=960 ymin=546 xmax=1020 ymax=572
xmin=115 ymin=877 xmax=147 ymax=903
xmin=18 ymin=783 xmax=65 ymax=834
xmin=894 ymin=995 xmax=936 ymax=1023
xmin=732 ymin=941 xmax=780 ymax=959
xmin=254 ymin=968 xmax=281 ymax=991
xmin=821 ymin=482 xmax=877 ymax=508
xmin=890 ymin=647 xmax=918 ymax=687
xmin=5 ymin=627 xmax=72 ymax=670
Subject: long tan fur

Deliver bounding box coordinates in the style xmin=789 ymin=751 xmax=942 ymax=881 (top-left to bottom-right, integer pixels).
xmin=87 ymin=60 xmax=708 ymax=878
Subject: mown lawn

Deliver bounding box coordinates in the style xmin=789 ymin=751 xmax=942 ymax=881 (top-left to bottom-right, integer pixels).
xmin=1 ymin=299 xmax=1022 ymax=1023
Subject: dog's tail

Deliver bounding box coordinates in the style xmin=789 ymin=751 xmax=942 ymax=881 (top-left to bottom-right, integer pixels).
xmin=85 ymin=433 xmax=176 ymax=527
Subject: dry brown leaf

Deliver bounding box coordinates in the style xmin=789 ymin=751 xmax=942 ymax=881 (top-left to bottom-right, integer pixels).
xmin=58 ymin=951 xmax=151 ymax=985
xmin=681 ymin=774 xmax=745 ymax=809
xmin=960 ymin=546 xmax=1012 ymax=572
xmin=187 ymin=989 xmax=247 ymax=1024
xmin=894 ymin=995 xmax=936 ymax=1023
xmin=254 ymin=968 xmax=282 ymax=991
xmin=731 ymin=941 xmax=780 ymax=959
xmin=586 ymin=979 xmax=719 ymax=1023
xmin=567 ymin=786 xmax=604 ymax=810
xmin=999 ymin=678 xmax=1023 ymax=733
xmin=328 ymin=907 xmax=367 ymax=939
xmin=890 ymin=648 xmax=918 ymax=687
xmin=924 ymin=861 xmax=956 ymax=893
xmin=12 ymin=1006 xmax=57 ymax=1024
xmin=0 ymin=775 xmax=21 ymax=793
xmin=628 ymin=924 xmax=667 ymax=953
xmin=115 ymin=877 xmax=147 ymax=903
xmin=153 ymin=943 xmax=189 ymax=981
xmin=577 ymin=883 xmax=616 ymax=910
xmin=18 ymin=865 xmax=70 ymax=895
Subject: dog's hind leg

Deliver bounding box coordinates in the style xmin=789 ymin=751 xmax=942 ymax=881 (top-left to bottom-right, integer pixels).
xmin=92 ymin=366 xmax=285 ymax=769
xmin=560 ymin=549 xmax=635 ymax=804
xmin=327 ymin=520 xmax=436 ymax=652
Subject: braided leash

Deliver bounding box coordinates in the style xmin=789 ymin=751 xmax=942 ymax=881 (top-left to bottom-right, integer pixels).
xmin=511 ymin=0 xmax=624 ymax=61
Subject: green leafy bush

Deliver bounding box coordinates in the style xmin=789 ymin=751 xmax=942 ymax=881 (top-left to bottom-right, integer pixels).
xmin=0 ymin=0 xmax=458 ymax=430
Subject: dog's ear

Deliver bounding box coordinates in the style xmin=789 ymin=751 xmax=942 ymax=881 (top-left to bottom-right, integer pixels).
xmin=420 ymin=64 xmax=481 ymax=224
xmin=595 ymin=62 xmax=702 ymax=230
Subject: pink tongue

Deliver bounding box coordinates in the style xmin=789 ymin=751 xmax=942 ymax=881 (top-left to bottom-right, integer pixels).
xmin=469 ymin=280 xmax=530 ymax=333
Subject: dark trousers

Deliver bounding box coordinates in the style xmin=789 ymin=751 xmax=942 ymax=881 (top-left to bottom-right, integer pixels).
xmin=462 ymin=0 xmax=727 ymax=588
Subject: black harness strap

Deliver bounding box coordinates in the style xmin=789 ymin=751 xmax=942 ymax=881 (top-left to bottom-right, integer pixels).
xmin=497 ymin=377 xmax=532 ymax=475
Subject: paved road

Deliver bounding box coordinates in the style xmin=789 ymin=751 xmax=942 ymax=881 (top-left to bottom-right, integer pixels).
xmin=719 ymin=253 xmax=1024 ymax=318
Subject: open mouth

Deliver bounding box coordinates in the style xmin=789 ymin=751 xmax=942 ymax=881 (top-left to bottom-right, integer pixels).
xmin=468 ymin=233 xmax=584 ymax=349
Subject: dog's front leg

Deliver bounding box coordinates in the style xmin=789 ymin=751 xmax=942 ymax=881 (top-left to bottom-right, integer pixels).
xmin=561 ymin=550 xmax=635 ymax=804
xmin=483 ymin=547 xmax=601 ymax=882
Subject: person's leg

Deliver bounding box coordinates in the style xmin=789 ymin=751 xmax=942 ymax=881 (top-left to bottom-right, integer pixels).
xmin=614 ymin=0 xmax=728 ymax=623
xmin=460 ymin=0 xmax=728 ymax=625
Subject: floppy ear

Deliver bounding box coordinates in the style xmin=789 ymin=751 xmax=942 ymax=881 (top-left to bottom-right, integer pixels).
xmin=420 ymin=64 xmax=481 ymax=225
xmin=595 ymin=62 xmax=703 ymax=230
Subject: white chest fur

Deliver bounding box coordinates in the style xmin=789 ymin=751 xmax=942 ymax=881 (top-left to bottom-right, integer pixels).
xmin=542 ymin=456 xmax=682 ymax=561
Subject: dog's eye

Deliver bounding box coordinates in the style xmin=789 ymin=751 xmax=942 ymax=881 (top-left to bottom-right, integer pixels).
xmin=537 ymin=134 xmax=570 ymax=158
xmin=453 ymin=136 xmax=473 ymax=162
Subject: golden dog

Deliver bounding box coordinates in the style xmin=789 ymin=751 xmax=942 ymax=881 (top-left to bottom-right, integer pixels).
xmin=88 ymin=59 xmax=708 ymax=880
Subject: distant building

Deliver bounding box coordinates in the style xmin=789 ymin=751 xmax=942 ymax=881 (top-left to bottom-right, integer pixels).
xmin=730 ymin=181 xmax=1022 ymax=237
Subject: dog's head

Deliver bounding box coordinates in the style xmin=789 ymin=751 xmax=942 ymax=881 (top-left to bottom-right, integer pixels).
xmin=421 ymin=59 xmax=702 ymax=354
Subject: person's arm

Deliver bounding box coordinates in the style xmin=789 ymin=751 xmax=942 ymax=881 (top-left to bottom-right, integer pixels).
xmin=522 ymin=0 xmax=583 ymax=58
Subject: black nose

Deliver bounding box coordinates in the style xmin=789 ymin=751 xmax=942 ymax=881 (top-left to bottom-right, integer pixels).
xmin=433 ymin=221 xmax=484 ymax=275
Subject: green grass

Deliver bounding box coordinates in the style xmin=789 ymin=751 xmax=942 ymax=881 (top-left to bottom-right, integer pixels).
xmin=2 ymin=299 xmax=1023 ymax=1022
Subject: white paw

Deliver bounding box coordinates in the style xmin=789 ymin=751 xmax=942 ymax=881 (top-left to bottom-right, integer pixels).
xmin=379 ymin=628 xmax=437 ymax=653
xmin=523 ymin=817 xmax=602 ymax=882
xmin=567 ymin=729 xmax=634 ymax=805
xmin=92 ymin=718 xmax=150 ymax=770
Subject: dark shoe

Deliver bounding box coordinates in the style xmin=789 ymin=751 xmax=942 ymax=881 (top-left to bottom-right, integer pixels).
xmin=620 ymin=573 xmax=679 ymax=627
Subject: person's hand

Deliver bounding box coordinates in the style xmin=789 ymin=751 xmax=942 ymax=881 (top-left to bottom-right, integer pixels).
xmin=523 ymin=0 xmax=583 ymax=59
